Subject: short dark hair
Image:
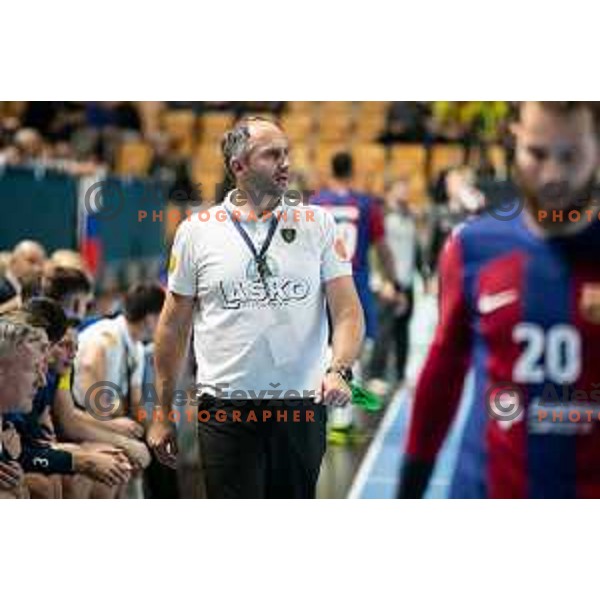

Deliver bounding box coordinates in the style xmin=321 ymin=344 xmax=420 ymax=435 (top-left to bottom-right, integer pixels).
xmin=221 ymin=116 xmax=279 ymax=180
xmin=43 ymin=267 xmax=92 ymax=303
xmin=332 ymin=152 xmax=353 ymax=179
xmin=124 ymin=283 xmax=165 ymax=323
xmin=23 ymin=297 xmax=67 ymax=344
xmin=514 ymin=101 xmax=600 ymax=133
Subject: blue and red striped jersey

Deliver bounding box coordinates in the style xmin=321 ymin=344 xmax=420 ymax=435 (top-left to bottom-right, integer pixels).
xmin=406 ymin=208 xmax=600 ymax=498
xmin=310 ymin=188 xmax=385 ymax=338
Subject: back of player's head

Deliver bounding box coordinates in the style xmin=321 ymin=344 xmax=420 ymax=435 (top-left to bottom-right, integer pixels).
xmin=332 ymin=152 xmax=354 ymax=180
xmin=43 ymin=266 xmax=93 ymax=303
xmin=22 ymin=297 xmax=68 ymax=344
xmin=124 ymin=283 xmax=165 ymax=323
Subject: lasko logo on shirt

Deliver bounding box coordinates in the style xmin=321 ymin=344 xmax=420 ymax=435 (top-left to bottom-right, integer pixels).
xmin=219 ymin=257 xmax=311 ymax=309
xmin=281 ymin=228 xmax=296 ymax=244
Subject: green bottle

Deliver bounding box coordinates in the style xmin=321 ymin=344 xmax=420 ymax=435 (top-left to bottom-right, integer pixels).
xmin=350 ymin=383 xmax=383 ymax=413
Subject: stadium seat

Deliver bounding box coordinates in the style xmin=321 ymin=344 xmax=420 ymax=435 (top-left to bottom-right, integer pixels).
xmin=354 ymin=114 xmax=387 ymax=141
xmin=195 ymin=140 xmax=223 ymax=168
xmin=286 ymin=101 xmax=318 ymax=115
xmin=314 ymin=143 xmax=352 ymax=179
xmin=290 ymin=143 xmax=312 ymax=173
xmin=487 ymin=144 xmax=508 ymax=177
xmin=115 ymin=140 xmax=153 ymax=176
xmin=319 ymin=101 xmax=355 ymax=117
xmin=389 ymin=144 xmax=427 ymax=179
xmin=430 ymin=144 xmax=465 ymax=177
xmin=318 ymin=113 xmax=353 ymax=143
xmin=199 ymin=113 xmax=235 ymax=142
xmin=354 ymin=143 xmax=387 ymax=173
xmin=355 ymin=170 xmax=386 ymax=197
xmin=162 ymin=110 xmax=196 ymax=157
xmin=357 ymin=101 xmax=390 ymax=116
xmin=136 ymin=101 xmax=165 ymax=137
xmin=281 ymin=114 xmax=314 ymax=143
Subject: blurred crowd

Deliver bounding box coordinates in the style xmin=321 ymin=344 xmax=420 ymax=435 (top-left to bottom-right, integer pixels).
xmin=0 ymin=101 xmax=512 ymax=182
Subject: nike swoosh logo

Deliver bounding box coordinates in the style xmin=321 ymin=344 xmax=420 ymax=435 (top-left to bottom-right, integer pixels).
xmin=478 ymin=290 xmax=519 ymax=315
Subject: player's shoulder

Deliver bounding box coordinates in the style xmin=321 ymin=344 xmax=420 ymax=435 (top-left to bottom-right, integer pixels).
xmin=173 ymin=205 xmax=225 ymax=240
xmin=308 ymin=189 xmax=331 ymax=204
xmin=78 ymin=316 xmax=119 ymax=348
xmin=451 ymin=210 xmax=522 ymax=255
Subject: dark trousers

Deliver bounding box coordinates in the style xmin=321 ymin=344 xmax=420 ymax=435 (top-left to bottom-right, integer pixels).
xmin=369 ymin=287 xmax=414 ymax=382
xmin=197 ymin=396 xmax=327 ymax=499
xmin=143 ymin=457 xmax=180 ymax=499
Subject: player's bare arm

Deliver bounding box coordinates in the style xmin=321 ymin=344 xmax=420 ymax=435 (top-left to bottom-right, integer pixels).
xmin=52 ymin=388 xmax=150 ymax=470
xmin=322 ymin=275 xmax=365 ymax=406
xmin=147 ymin=291 xmax=194 ymax=467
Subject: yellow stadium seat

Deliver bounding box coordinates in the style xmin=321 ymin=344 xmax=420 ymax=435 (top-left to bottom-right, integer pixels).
xmin=136 ymin=101 xmax=165 ymax=137
xmin=200 ymin=113 xmax=236 ymax=142
xmin=281 ymin=114 xmax=314 ymax=143
xmin=354 ymin=143 xmax=386 ymax=174
xmin=355 ymin=171 xmax=386 ymax=197
xmin=163 ymin=110 xmax=196 ymax=156
xmin=357 ymin=101 xmax=390 ymax=116
xmin=430 ymin=144 xmax=465 ymax=177
xmin=191 ymin=168 xmax=225 ymax=205
xmin=193 ymin=145 xmax=223 ymax=195
xmin=319 ymin=101 xmax=355 ymax=117
xmin=318 ymin=113 xmax=353 ymax=143
xmin=389 ymin=144 xmax=427 ymax=179
xmin=290 ymin=143 xmax=312 ymax=172
xmin=354 ymin=113 xmax=386 ymax=141
xmin=488 ymin=144 xmax=508 ymax=176
xmin=116 ymin=140 xmax=153 ymax=176
xmin=286 ymin=101 xmax=318 ymax=115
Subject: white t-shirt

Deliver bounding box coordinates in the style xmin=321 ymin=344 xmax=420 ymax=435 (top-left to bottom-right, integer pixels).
xmin=74 ymin=315 xmax=145 ymax=407
xmin=385 ymin=211 xmax=418 ymax=288
xmin=167 ymin=192 xmax=352 ymax=398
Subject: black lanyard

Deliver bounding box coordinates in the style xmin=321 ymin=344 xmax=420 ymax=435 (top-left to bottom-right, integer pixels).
xmin=225 ymin=207 xmax=279 ymax=283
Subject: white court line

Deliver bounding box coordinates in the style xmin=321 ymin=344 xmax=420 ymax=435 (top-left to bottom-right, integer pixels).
xmin=347 ymin=388 xmax=409 ymax=499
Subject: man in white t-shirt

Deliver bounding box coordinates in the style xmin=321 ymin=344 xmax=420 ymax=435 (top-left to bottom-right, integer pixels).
xmin=147 ymin=116 xmax=365 ymax=498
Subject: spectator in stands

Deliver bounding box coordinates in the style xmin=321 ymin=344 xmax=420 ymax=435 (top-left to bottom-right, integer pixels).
xmin=367 ymin=178 xmax=424 ymax=396
xmin=21 ymin=102 xmax=62 ymax=139
xmin=0 ymin=240 xmax=47 ymax=312
xmin=425 ymin=167 xmax=483 ymax=280
xmin=381 ymin=102 xmax=429 ymax=143
xmin=14 ymin=128 xmax=44 ymax=162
